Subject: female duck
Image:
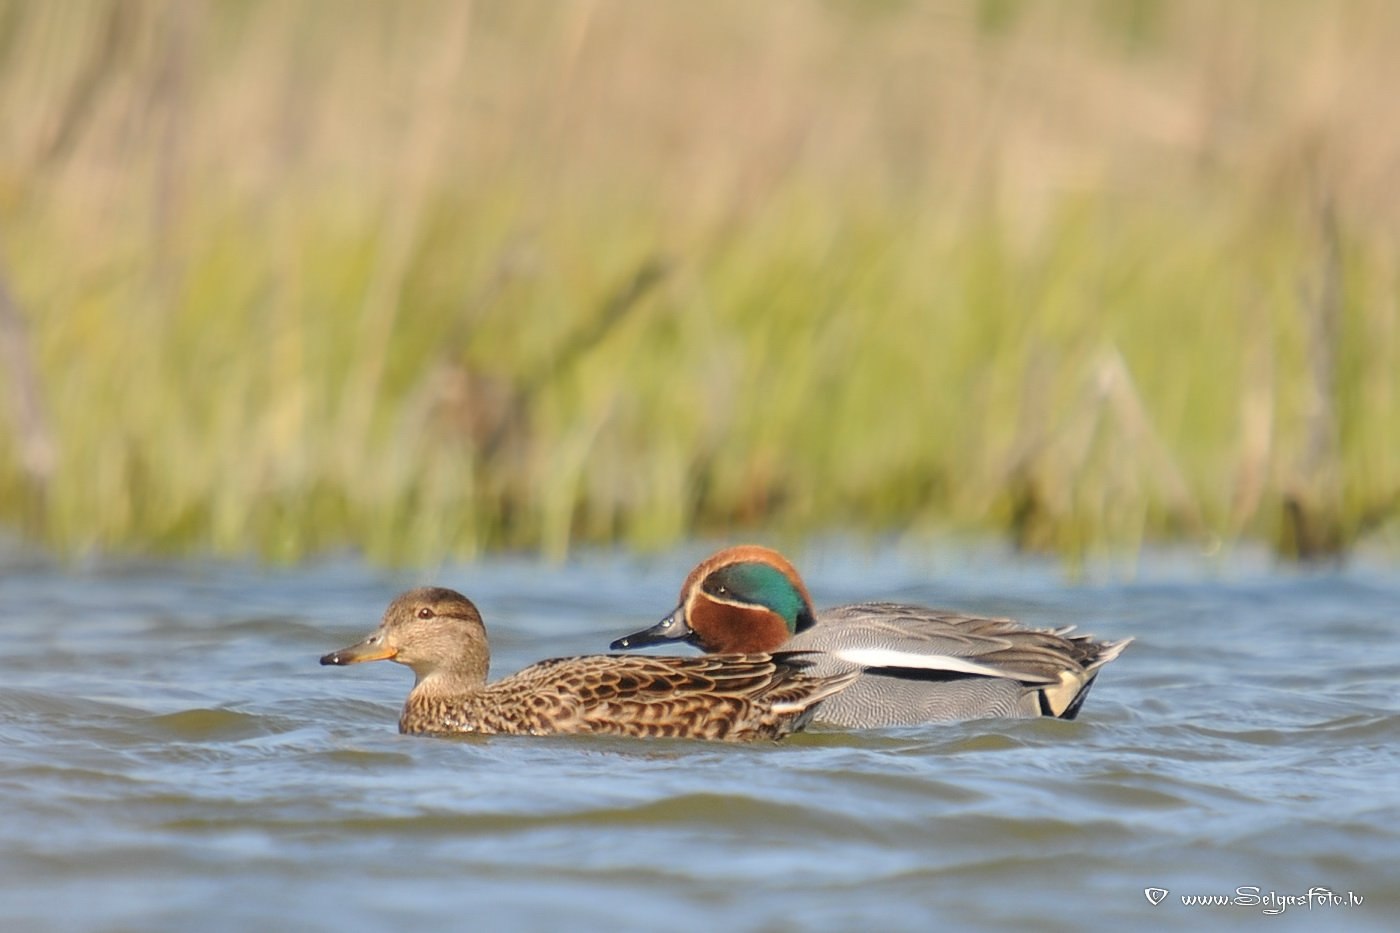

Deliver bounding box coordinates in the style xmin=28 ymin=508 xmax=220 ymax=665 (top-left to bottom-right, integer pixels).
xmin=321 ymin=586 xmax=853 ymax=741
xmin=611 ymin=546 xmax=1132 ymax=728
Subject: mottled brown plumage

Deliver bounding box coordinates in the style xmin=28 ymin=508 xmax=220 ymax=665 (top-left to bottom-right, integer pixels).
xmin=320 ymin=587 xmax=853 ymax=741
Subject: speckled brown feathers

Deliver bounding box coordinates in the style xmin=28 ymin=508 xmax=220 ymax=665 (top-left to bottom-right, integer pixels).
xmin=399 ymin=652 xmax=851 ymax=739
xmin=320 ymin=587 xmax=852 ymax=741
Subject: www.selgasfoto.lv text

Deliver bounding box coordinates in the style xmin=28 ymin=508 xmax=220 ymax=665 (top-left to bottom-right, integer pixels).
xmin=1163 ymin=886 xmax=1363 ymax=915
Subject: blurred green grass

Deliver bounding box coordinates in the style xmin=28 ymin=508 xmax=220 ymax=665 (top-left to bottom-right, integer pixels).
xmin=0 ymin=0 xmax=1397 ymax=563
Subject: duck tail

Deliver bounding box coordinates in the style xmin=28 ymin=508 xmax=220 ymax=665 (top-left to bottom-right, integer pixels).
xmin=1043 ymin=636 xmax=1134 ymax=720
xmin=1083 ymin=636 xmax=1134 ymax=674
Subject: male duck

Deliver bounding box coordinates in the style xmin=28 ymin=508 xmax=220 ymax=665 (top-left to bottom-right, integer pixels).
xmin=321 ymin=586 xmax=854 ymax=741
xmin=611 ymin=546 xmax=1132 ymax=728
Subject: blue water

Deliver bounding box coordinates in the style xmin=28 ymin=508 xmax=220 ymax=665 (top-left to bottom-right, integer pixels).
xmin=2 ymin=540 xmax=1396 ymax=931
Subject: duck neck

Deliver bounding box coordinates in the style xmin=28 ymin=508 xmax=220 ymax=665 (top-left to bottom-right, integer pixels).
xmin=407 ymin=655 xmax=489 ymax=700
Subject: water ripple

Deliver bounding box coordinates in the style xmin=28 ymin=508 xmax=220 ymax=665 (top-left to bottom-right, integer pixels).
xmin=3 ymin=548 xmax=1398 ymax=932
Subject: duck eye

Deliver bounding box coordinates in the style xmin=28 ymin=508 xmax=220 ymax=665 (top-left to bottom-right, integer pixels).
xmin=716 ymin=585 xmax=728 ymax=595
xmin=416 ymin=607 xmax=435 ymax=619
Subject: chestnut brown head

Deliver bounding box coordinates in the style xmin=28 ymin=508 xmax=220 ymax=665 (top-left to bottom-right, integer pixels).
xmin=610 ymin=546 xmax=816 ymax=653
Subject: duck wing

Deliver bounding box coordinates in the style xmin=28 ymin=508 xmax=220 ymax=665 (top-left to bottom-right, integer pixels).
xmin=802 ymin=602 xmax=1131 ymax=685
xmin=469 ymin=653 xmax=854 ymax=740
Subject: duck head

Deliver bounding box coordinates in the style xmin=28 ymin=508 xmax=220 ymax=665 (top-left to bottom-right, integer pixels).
xmin=320 ymin=586 xmax=490 ymax=687
xmin=611 ymin=545 xmax=817 ymax=653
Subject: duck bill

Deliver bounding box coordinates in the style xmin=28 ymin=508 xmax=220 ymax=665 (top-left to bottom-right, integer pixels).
xmin=610 ymin=607 xmax=694 ymax=650
xmin=320 ymin=636 xmax=398 ymax=666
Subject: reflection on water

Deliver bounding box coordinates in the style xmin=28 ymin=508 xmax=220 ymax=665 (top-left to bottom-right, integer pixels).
xmin=2 ymin=540 xmax=1397 ymax=932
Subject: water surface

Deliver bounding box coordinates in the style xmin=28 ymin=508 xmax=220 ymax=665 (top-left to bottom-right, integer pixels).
xmin=2 ymin=541 xmax=1396 ymax=931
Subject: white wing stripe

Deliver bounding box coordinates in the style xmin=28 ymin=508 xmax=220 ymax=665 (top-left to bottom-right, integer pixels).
xmin=833 ymin=647 xmax=1056 ymax=683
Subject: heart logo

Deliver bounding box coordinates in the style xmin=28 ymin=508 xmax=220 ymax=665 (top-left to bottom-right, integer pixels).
xmin=1144 ymin=887 xmax=1169 ymax=906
